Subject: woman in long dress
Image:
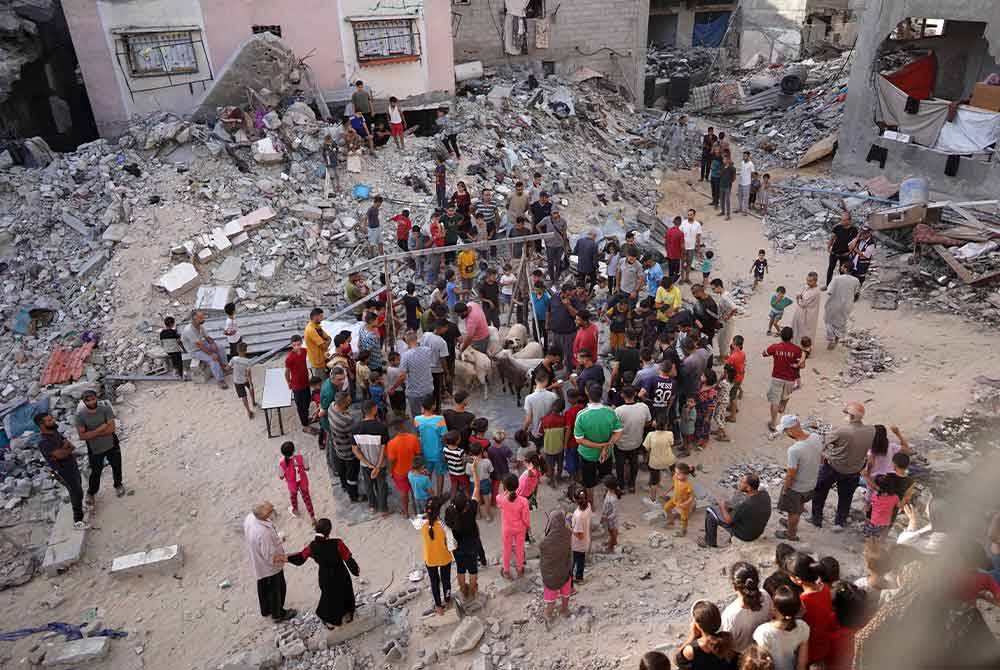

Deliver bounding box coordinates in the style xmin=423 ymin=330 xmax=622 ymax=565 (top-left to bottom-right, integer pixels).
xmin=287 ymin=518 xmax=359 ymax=629
xmin=791 ymin=271 xmax=821 ymax=344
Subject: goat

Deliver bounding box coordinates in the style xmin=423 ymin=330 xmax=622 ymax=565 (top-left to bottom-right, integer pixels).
xmin=512 ymin=341 xmax=543 ymax=359
xmin=494 ymin=350 xmax=534 ymax=405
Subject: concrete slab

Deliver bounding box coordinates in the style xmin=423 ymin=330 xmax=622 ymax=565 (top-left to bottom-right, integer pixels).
xmin=42 ymin=636 xmax=109 ymax=666
xmin=194 ymin=286 xmax=234 ymax=312
xmin=325 ymin=603 xmax=386 ymax=645
xmin=213 ymin=256 xmax=243 ymax=283
xmin=197 ymin=247 xmax=215 ymax=263
xmin=41 ymin=503 xmax=85 ymax=576
xmin=157 ymin=263 xmax=201 ymax=296
xmin=291 ymin=204 xmax=322 ymax=221
xmin=236 ymin=206 xmax=277 ymax=231
xmin=101 ymin=223 xmax=129 ymax=242
xmin=211 ymin=228 xmax=233 ymax=252
xmin=223 ymin=219 xmax=245 ymax=238
xmin=61 ymin=212 xmax=92 ymax=237
xmin=230 ymin=232 xmax=251 ymax=247
xmin=76 ymin=251 xmax=108 ymax=278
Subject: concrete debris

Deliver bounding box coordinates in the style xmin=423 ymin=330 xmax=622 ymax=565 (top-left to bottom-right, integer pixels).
xmin=157 ymin=263 xmax=202 ymax=297
xmin=110 ymin=544 xmax=184 ymax=576
xmin=41 ymin=636 xmax=110 ymax=667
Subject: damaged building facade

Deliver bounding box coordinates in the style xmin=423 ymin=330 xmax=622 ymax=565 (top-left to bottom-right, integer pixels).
xmin=835 ymin=0 xmax=1000 ymax=199
xmin=62 ymin=0 xmax=455 ymax=137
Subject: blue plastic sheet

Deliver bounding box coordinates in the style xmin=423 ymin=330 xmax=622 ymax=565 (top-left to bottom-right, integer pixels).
xmin=0 ymin=621 xmax=128 ymax=642
xmin=692 ymin=13 xmax=730 ymax=47
xmin=1 ymin=395 xmax=50 ymax=441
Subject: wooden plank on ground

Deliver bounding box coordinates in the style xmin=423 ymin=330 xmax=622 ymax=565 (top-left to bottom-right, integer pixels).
xmin=932 ymin=244 xmax=975 ymax=283
xmin=971 ymin=267 xmax=1000 ymax=286
xmin=949 ymin=204 xmax=1000 ymax=236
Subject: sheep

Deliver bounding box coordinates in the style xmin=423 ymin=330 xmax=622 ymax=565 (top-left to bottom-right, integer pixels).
xmin=486 ymin=326 xmax=502 ymax=356
xmin=494 ymin=350 xmax=535 ymax=405
xmin=512 ymin=341 xmax=543 ymax=359
xmin=504 ymin=323 xmax=528 ymax=351
xmin=460 ymin=347 xmax=492 ymax=400
xmin=453 ymin=359 xmax=482 ymax=397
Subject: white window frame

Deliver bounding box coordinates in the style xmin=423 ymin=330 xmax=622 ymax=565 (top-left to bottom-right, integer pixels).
xmin=352 ymin=18 xmax=422 ymax=65
xmin=123 ymin=30 xmax=199 ymax=77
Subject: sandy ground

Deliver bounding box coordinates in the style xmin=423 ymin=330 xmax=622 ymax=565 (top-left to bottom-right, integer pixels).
xmin=3 ymin=150 xmax=1000 ymax=669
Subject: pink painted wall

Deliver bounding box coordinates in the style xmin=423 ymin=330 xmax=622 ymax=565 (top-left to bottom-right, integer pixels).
xmin=61 ymin=0 xmax=128 ymax=137
xmin=200 ymin=0 xmax=348 ymax=92
xmin=424 ymin=0 xmax=456 ymax=93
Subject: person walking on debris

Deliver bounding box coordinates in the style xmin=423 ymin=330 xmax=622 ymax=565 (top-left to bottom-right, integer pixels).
xmin=848 ymin=225 xmax=876 ymax=286
xmin=287 ymin=518 xmax=359 ymax=629
xmin=823 ymin=261 xmax=861 ymax=350
xmin=366 ymin=195 xmax=383 ymax=257
xmin=540 ymin=209 xmax=569 ymax=283
xmin=436 ymin=107 xmax=461 ymax=159
xmin=35 ymin=412 xmax=87 ymax=529
xmin=181 ymin=310 xmax=229 ymax=389
xmin=243 ymin=502 xmax=297 ymax=623
xmin=718 ymin=155 xmax=736 ymax=220
xmin=825 ymin=212 xmax=858 ymax=288
xmin=700 ymin=126 xmax=717 ymax=182
xmin=322 ymin=135 xmax=340 ymax=196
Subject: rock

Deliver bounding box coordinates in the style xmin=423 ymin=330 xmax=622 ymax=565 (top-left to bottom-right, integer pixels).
xmin=218 ymin=647 xmax=281 ymax=670
xmin=423 ymin=608 xmax=460 ymax=628
xmin=305 ymin=630 xmax=327 ymax=652
xmin=291 ymin=204 xmax=323 ymax=221
xmin=101 ymin=224 xmax=129 ymax=243
xmin=325 ymin=604 xmax=386 ymax=646
xmin=284 ymin=101 xmax=316 ymax=125
xmin=278 ymin=638 xmax=306 ymax=659
xmin=110 ymin=544 xmax=183 ymax=576
xmin=156 ymin=263 xmax=201 ymax=296
xmin=41 ymin=637 xmax=109 ymax=666
xmin=332 ymin=654 xmax=354 ymax=670
xmin=41 ymin=503 xmax=86 ymax=576
xmin=213 ymin=256 xmax=243 ymax=283
xmin=472 ymin=653 xmax=492 ymax=670
xmin=448 ymin=615 xmax=485 ymax=655
xmin=252 ymin=137 xmax=283 ymax=164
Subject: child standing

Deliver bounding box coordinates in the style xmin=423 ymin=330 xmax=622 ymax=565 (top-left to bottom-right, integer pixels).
xmin=419 ymin=497 xmax=453 ymax=616
xmin=563 ymin=389 xmax=585 ymax=482
xmin=604 ymin=240 xmax=620 ymax=294
xmin=356 ymin=350 xmax=372 ymax=399
xmin=499 ymin=263 xmax=516 ymax=314
xmin=159 ymin=316 xmax=184 ymax=378
xmin=231 ymin=342 xmax=255 ymax=420
xmin=606 ymin=298 xmax=631 ymax=352
xmin=434 ymin=155 xmax=447 ymax=209
xmin=694 ymin=369 xmax=718 ymax=449
xmin=223 ymin=302 xmax=242 ymax=359
xmin=601 ymin=475 xmax=621 ymax=553
xmin=865 ymin=474 xmax=901 ymax=550
xmin=712 ymin=364 xmax=735 ymax=442
xmin=749 ymin=171 xmax=761 ymax=210
xmin=496 ymin=473 xmax=530 ymax=579
xmin=408 ymin=456 xmax=433 ymax=513
xmin=465 ymin=442 xmax=494 ymax=521
xmin=369 ymin=370 xmax=386 ymax=419
xmin=570 ymin=488 xmax=593 ymax=583
xmin=517 ymin=452 xmax=542 ymax=510
xmin=726 ymin=335 xmax=746 ymax=421
xmin=679 ymin=398 xmax=697 ymax=456
xmin=402 ymin=282 xmax=421 ymax=331
xmin=385 ymin=352 xmax=406 ymax=417
xmin=759 ymin=173 xmax=771 ymax=216
xmin=442 ymin=430 xmax=468 ymax=494
xmin=643 ymin=416 xmax=675 ymax=502
xmin=767 ymin=286 xmax=793 ymax=336
xmin=486 ymin=427 xmax=512 ymax=508
xmin=539 ymin=398 xmax=566 ymax=486
xmin=531 ymin=281 xmax=551 ymax=349
xmin=700 ymin=250 xmax=714 ymax=285
xmin=751 ymin=250 xmax=768 ymax=291
xmin=752 ymin=585 xmax=810 ymax=670
xmin=593 ymin=276 xmax=610 ymax=313
xmin=663 ymin=462 xmax=695 ymax=537
xmin=414 ymin=397 xmax=447 ymax=495
xmin=278 ymin=441 xmax=315 ymax=522
xmin=792 ymin=336 xmax=812 ymax=390
xmin=387 ymin=95 xmax=406 ymax=150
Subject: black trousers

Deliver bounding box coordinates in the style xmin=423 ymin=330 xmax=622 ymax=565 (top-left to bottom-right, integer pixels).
xmin=87 ymin=444 xmax=123 ymax=495
xmin=573 ymin=551 xmax=586 ymax=579
xmin=546 ymin=246 xmax=564 ymax=283
xmin=667 ymin=258 xmax=681 ymax=281
xmin=700 ymin=155 xmax=712 ymax=180
xmin=444 ymin=134 xmax=460 ymax=158
xmin=710 ymin=178 xmax=720 ymax=206
xmin=168 ymin=352 xmax=183 ymax=376
xmin=614 ymin=446 xmax=641 ymax=490
xmin=703 ymin=506 xmax=734 ymax=547
xmin=426 ymin=562 xmax=452 ymax=607
xmin=292 ymin=388 xmax=311 ymax=427
xmin=483 ymin=305 xmax=500 ymax=328
xmin=826 ymin=253 xmax=850 ymax=285
xmin=810 ymin=463 xmax=860 ymax=528
xmin=54 ymin=464 xmax=85 ymax=522
xmin=432 ymin=371 xmax=444 ymax=411
xmin=339 ymin=455 xmax=360 ymax=500
xmin=257 ymin=571 xmax=288 ymax=619
xmin=577 ymin=269 xmax=597 ymax=293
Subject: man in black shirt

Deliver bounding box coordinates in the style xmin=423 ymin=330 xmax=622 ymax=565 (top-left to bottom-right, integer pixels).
xmin=575 ymin=349 xmax=605 ymax=396
xmin=638 ymin=360 xmax=677 ymax=425
xmin=478 ymin=268 xmax=501 ymax=327
xmin=826 ymin=212 xmax=858 ymax=288
xmin=444 ymin=390 xmax=476 ymax=449
xmin=530 ymin=349 xmax=564 ymax=391
xmin=691 ymin=284 xmax=720 ymax=341
xmin=700 ymin=473 xmax=772 ymax=548
xmin=610 ymin=330 xmax=642 ymax=388
xmin=548 ymin=284 xmax=582 ymax=375
xmin=352 ymin=400 xmax=391 ymax=514
xmin=35 ymin=412 xmax=87 ymax=527
xmin=431 ymin=304 xmax=460 ymax=395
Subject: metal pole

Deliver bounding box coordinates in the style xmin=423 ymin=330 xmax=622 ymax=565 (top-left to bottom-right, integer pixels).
xmin=351 ymin=232 xmax=557 ymax=272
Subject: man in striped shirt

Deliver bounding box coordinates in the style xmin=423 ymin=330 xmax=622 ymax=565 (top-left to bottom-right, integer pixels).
xmin=474 ymin=189 xmax=499 ymax=259
xmin=327 ymin=391 xmax=362 ymax=502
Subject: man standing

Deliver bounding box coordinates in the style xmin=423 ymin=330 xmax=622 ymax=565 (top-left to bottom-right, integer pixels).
xmin=811 ymin=402 xmax=874 ymax=531
xmin=35 ymin=412 xmax=87 ymax=529
xmin=699 ymin=473 xmax=771 ymax=548
xmin=823 ymin=261 xmax=861 ymax=350
xmin=540 ymin=209 xmax=569 ymax=282
xmin=691 ymin=284 xmax=720 ymax=343
xmin=614 ymin=386 xmax=651 ymax=493
xmin=774 ymin=415 xmax=822 ymax=542
xmin=523 ymin=369 xmax=558 ymax=450
xmin=351 ymin=80 xmax=374 ymax=124
xmin=575 ymin=348 xmax=605 ymax=396
xmin=848 ymin=225 xmax=876 ymax=285
xmin=329 ymin=391 xmax=362 ymax=502
xmin=679 ymin=210 xmax=703 ymax=284
xmin=303 ymin=308 xmax=331 ymax=379
xmin=573 ymin=383 xmax=623 ymax=504
xmin=574 ymin=228 xmax=599 ymax=292
xmin=548 ymin=284 xmax=582 ymax=370
xmin=422 ymin=321 xmax=450 ymax=411
xmin=285 ymin=335 xmax=315 ymax=434
xmin=243 ymin=502 xmax=297 ymax=622
xmin=181 ymin=311 xmax=229 ymax=388
xmin=75 ymin=390 xmax=125 ymax=503
xmin=616 ymin=247 xmax=643 ymax=304
xmin=366 ymin=195 xmax=384 ymax=257
xmin=665 ymin=216 xmax=685 ymax=281
xmin=638 ymin=360 xmax=678 ymax=426
xmin=453 ymin=301 xmax=491 ymax=354
xmin=762 ymin=326 xmax=802 ymax=432
xmin=353 ymin=400 xmax=390 ymax=515
xmin=506 ymin=180 xmax=530 ymax=222
xmin=643 ymin=255 xmax=663 ymax=298
xmin=322 ymin=135 xmax=340 ymax=197
xmin=699 ymin=126 xmax=717 ymax=182
xmin=474 ymin=189 xmax=499 ymax=259
xmin=572 ymin=310 xmax=598 ymax=370
xmin=738 ymin=151 xmax=755 ymax=214
xmin=390 ymin=329 xmax=436 ymax=418
xmin=710 ymin=279 xmax=737 ymax=359
xmin=825 ymin=212 xmax=858 ymax=288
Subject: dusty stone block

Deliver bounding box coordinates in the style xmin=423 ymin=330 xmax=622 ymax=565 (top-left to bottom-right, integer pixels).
xmin=156 ymin=263 xmax=201 ymax=296
xmin=111 ymin=544 xmax=183 ymax=576
xmin=42 ymin=636 xmax=109 ymax=666
xmin=41 ymin=503 xmax=85 ymax=576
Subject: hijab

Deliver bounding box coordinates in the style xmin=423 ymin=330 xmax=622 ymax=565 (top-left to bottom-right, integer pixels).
xmin=539 ymin=509 xmax=572 ymax=590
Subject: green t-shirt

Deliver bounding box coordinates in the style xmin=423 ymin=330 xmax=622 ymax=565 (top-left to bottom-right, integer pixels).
xmin=442 ymin=213 xmax=462 ymax=245
xmin=573 ymin=404 xmax=623 ymax=462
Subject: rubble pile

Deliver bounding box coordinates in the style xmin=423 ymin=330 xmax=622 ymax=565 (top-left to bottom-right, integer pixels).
xmin=761 ymin=176 xmax=880 ymax=251
xmin=645 ymin=46 xmax=720 ymax=85
xmin=836 ymin=329 xmax=896 ymax=387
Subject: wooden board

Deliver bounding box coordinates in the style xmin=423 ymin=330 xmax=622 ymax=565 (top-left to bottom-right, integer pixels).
xmin=932 ymin=244 xmax=975 ymax=283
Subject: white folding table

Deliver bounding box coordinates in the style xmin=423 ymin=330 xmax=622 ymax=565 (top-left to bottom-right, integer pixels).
xmin=260 ymin=367 xmax=292 ymax=438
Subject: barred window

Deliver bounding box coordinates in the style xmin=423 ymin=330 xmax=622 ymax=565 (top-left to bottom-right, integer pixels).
xmin=124 ymin=31 xmax=198 ymax=76
xmin=352 ymin=19 xmax=421 ymax=63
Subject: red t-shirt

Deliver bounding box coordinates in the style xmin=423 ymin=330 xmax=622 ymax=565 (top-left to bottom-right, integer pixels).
xmin=564 ymin=403 xmax=585 ymax=449
xmin=826 ymin=626 xmax=857 ymax=670
xmin=726 ymin=349 xmax=746 ymax=383
xmin=285 ymin=348 xmax=310 ymax=390
xmin=393 ymin=214 xmax=412 ymax=241
xmin=955 ymin=571 xmax=1000 ymax=603
xmin=540 ymin=413 xmax=564 ymax=432
xmin=665 ymin=227 xmax=685 ymax=260
xmin=572 ymin=324 xmax=598 ymax=368
xmin=765 ymin=341 xmax=802 ymax=381
xmin=801 ymin=585 xmax=837 ymax=664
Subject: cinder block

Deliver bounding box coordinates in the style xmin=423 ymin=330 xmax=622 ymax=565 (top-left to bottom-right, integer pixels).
xmin=41 ymin=503 xmax=86 ymax=576
xmin=157 ymin=262 xmax=201 ymax=296
xmin=42 ymin=636 xmax=110 ymax=666
xmin=111 ymin=544 xmax=183 ymax=576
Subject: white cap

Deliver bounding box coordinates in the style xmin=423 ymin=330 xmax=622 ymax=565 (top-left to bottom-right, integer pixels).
xmin=775 ymin=414 xmax=800 ymax=432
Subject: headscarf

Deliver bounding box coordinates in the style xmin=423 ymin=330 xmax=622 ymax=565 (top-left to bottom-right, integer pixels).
xmin=538 ymin=509 xmax=571 ymax=590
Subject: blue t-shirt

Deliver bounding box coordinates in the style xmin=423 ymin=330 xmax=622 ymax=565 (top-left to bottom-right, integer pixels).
xmin=446 ymin=282 xmax=458 ymax=309
xmin=645 ymin=264 xmax=664 ymax=296
xmin=531 ymin=290 xmax=551 ymax=321
xmin=414 ymin=414 xmax=447 ymax=462
xmin=701 ymin=258 xmax=713 ymax=274
xmin=408 ymin=471 xmax=432 ymax=502
xmin=350 ymin=115 xmax=367 ymax=136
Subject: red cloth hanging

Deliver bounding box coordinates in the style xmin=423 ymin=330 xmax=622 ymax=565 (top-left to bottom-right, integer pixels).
xmin=887 ymin=53 xmax=937 ymax=100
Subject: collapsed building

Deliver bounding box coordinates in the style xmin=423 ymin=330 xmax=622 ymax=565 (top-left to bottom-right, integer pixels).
xmin=836 ymin=1 xmax=1000 ymax=199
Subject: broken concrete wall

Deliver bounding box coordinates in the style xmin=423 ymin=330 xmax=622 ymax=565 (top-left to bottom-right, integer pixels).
xmin=738 ymin=0 xmax=810 ymax=66
xmin=451 ymin=0 xmax=648 ymax=103
xmin=835 ymin=0 xmax=1000 ymax=199
xmin=884 ymin=21 xmax=997 ymax=101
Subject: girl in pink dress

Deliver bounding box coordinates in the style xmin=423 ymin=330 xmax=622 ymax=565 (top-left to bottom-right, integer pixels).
xmin=496 ymin=473 xmax=531 ymax=579
xmin=278 ymin=441 xmax=315 ymax=523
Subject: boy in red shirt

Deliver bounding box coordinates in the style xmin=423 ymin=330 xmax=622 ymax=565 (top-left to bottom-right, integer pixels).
xmin=762 ymin=326 xmax=802 ymax=431
xmin=392 ymin=209 xmax=412 ymax=254
xmin=725 ymin=334 xmax=746 ymax=422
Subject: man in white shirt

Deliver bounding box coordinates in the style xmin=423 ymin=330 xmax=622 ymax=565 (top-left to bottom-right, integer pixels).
xmin=181 ymin=311 xmax=228 ymax=388
xmin=422 ymin=322 xmax=450 ymax=411
xmin=774 ymin=414 xmax=822 ymax=542
xmin=679 ymin=209 xmax=703 ymax=284
xmin=522 ymin=368 xmax=557 ymax=449
xmin=738 ymin=151 xmax=755 ymax=214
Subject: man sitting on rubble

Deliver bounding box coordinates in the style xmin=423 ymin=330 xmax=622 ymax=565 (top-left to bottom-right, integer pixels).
xmin=349 ymin=110 xmax=375 ymax=153
xmin=181 ymin=310 xmax=229 ymax=389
